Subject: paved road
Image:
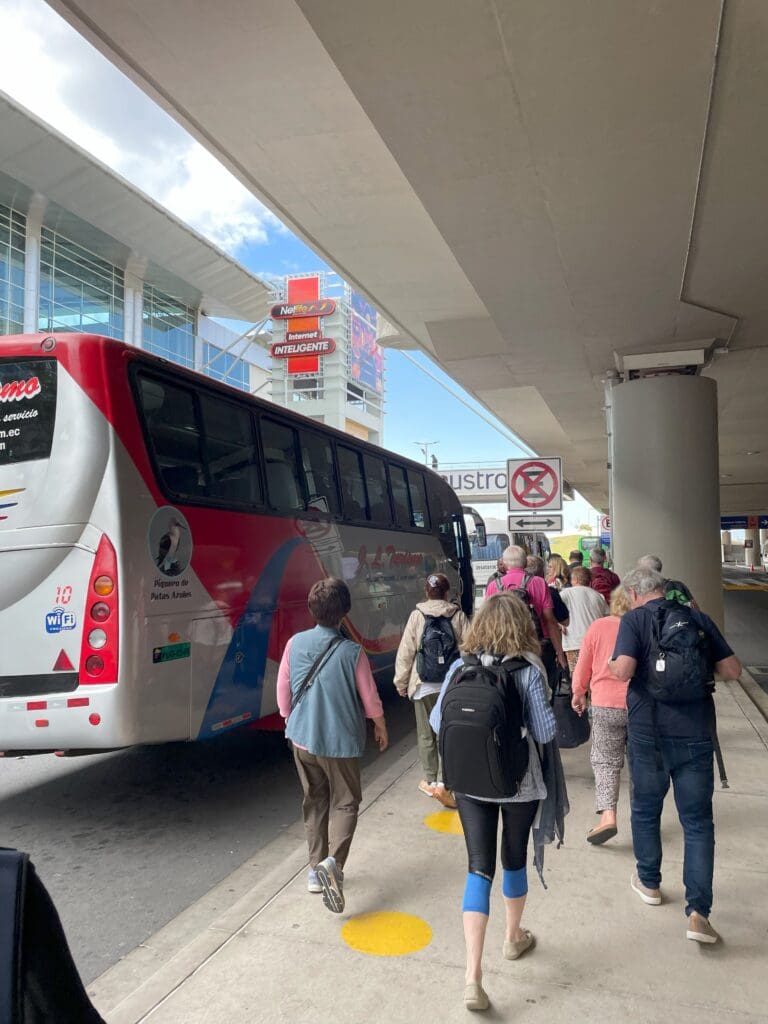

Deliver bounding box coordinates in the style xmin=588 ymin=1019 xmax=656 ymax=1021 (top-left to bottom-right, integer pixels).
xmin=722 ymin=567 xmax=768 ymax=693
xmin=0 ymin=685 xmax=414 ymax=983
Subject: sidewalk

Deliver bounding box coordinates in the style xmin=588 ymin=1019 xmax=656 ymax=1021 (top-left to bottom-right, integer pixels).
xmin=91 ymin=683 xmax=768 ymax=1024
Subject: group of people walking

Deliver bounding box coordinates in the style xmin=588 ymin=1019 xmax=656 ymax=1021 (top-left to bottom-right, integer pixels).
xmin=277 ymin=546 xmax=741 ymax=1013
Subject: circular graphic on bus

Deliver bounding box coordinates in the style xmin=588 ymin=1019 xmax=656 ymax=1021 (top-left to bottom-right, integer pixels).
xmin=148 ymin=507 xmax=193 ymax=577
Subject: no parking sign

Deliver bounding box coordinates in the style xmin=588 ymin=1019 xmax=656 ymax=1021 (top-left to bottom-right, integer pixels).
xmin=507 ymin=457 xmax=562 ymax=514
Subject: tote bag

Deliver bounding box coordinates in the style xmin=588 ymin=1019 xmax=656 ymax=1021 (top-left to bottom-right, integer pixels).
xmin=552 ymin=668 xmax=590 ymax=749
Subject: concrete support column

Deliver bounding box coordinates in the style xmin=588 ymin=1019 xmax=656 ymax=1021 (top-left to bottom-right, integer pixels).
xmin=721 ymin=530 xmax=731 ymax=564
xmin=744 ymin=528 xmax=760 ymax=569
xmin=123 ymin=256 xmax=146 ymax=347
xmin=22 ymin=194 xmax=47 ymax=333
xmin=611 ymin=375 xmax=723 ymax=626
xmin=193 ymin=309 xmax=205 ymax=371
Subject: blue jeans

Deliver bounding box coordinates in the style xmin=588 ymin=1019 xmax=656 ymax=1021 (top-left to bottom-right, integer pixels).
xmin=628 ymin=731 xmax=714 ymax=917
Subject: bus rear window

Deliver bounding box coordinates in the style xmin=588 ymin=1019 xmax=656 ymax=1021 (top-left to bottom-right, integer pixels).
xmin=0 ymin=357 xmax=57 ymax=465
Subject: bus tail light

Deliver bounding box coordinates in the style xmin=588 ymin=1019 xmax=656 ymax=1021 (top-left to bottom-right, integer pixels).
xmin=79 ymin=535 xmax=119 ymax=685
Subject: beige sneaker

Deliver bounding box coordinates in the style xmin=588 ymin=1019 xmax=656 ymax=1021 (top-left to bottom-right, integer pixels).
xmin=464 ymin=983 xmax=490 ymax=1012
xmin=503 ymin=929 xmax=535 ymax=960
xmin=631 ymin=873 xmax=662 ymax=905
xmin=686 ymin=912 xmax=719 ymax=944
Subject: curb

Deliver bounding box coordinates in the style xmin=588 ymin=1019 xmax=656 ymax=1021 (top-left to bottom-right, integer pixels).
xmin=731 ymin=672 xmax=768 ymax=748
xmin=89 ymin=742 xmax=418 ymax=1024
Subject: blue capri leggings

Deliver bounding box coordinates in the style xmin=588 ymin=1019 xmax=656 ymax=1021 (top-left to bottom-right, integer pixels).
xmin=456 ymin=795 xmax=538 ymax=914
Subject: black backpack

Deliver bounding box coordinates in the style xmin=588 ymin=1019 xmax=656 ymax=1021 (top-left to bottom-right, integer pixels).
xmin=0 ymin=848 xmax=105 ymax=1023
xmin=416 ymin=610 xmax=459 ymax=683
xmin=646 ymin=601 xmax=713 ymax=703
xmin=502 ymin=573 xmax=544 ymax=641
xmin=439 ymin=655 xmax=530 ymax=798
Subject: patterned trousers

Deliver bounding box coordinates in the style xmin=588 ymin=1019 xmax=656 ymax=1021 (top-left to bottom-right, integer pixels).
xmin=590 ymin=706 xmax=628 ymax=812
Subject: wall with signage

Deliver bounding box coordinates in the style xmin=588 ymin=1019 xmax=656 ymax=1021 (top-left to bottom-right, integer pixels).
xmin=269 ymin=273 xmax=384 ymax=444
xmin=439 ymin=467 xmax=509 ymax=503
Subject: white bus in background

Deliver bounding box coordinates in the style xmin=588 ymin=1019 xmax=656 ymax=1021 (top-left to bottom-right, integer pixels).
xmin=469 ymin=517 xmax=551 ymax=599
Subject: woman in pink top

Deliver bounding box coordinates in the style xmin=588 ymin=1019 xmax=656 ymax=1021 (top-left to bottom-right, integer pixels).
xmin=571 ymin=586 xmax=632 ymax=846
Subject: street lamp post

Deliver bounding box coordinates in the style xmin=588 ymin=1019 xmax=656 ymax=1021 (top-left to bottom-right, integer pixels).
xmin=414 ymin=440 xmax=438 ymax=467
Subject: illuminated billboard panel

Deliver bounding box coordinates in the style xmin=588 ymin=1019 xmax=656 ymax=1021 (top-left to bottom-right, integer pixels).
xmin=349 ymin=291 xmax=383 ymax=394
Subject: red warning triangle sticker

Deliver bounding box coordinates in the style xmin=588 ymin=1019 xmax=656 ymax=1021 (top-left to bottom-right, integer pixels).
xmin=53 ymin=650 xmax=75 ymax=672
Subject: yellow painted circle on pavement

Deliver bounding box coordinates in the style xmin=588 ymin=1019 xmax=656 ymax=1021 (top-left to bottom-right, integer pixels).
xmin=424 ymin=809 xmax=463 ymax=835
xmin=341 ymin=911 xmax=432 ymax=956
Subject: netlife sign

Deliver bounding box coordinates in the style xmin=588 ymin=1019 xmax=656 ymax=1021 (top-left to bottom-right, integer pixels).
xmin=270 ymin=298 xmax=336 ymax=319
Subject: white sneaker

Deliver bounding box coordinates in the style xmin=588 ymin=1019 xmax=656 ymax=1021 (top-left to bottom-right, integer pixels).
xmin=315 ymin=856 xmax=345 ymax=913
xmin=307 ymin=868 xmax=322 ymax=894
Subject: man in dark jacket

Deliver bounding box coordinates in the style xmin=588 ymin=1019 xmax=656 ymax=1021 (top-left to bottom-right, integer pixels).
xmin=609 ymin=567 xmax=742 ymax=946
xmin=637 ymin=554 xmax=699 ymax=609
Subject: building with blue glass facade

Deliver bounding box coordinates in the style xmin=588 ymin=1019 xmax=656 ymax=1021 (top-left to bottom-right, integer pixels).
xmin=0 ymin=90 xmax=271 ymax=395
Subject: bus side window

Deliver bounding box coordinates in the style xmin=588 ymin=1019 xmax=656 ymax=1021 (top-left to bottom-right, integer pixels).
xmin=138 ymin=375 xmax=207 ymax=499
xmin=389 ymin=464 xmax=411 ymax=528
xmin=363 ymin=455 xmax=392 ymax=524
xmin=337 ymin=446 xmax=367 ymax=520
xmin=426 ymin=475 xmax=458 ymax=559
xmin=407 ymin=469 xmax=429 ymax=529
xmin=199 ymin=395 xmax=261 ymax=507
xmin=261 ymin=418 xmax=303 ymax=511
xmin=299 ymin=430 xmax=340 ymax=515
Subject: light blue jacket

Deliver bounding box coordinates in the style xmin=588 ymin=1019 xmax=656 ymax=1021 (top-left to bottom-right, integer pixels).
xmin=285 ymin=626 xmax=366 ymax=759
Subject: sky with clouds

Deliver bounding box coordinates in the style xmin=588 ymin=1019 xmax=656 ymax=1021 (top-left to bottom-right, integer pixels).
xmin=0 ymin=0 xmax=597 ymax=529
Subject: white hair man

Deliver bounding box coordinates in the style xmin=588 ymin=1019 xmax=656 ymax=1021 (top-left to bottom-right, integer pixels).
xmin=609 ymin=566 xmax=741 ymax=945
xmin=485 ymin=545 xmax=567 ymax=681
xmin=636 ymin=554 xmax=698 ymax=609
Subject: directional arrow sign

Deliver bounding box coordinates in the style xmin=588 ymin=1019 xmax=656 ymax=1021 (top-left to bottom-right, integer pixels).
xmin=508 ymin=514 xmax=563 ymax=533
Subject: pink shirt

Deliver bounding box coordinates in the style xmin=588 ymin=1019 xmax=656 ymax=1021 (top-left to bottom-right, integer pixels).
xmin=571 ymin=616 xmax=629 ymax=708
xmin=485 ymin=569 xmax=554 ymax=637
xmin=277 ymin=637 xmax=384 ymax=723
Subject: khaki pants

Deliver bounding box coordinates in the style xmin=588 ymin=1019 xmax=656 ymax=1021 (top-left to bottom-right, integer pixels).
xmin=414 ymin=692 xmax=442 ymax=784
xmin=293 ymin=747 xmax=362 ymax=870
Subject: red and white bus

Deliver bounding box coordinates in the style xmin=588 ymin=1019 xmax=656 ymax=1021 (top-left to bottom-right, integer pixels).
xmin=0 ymin=333 xmax=479 ymax=755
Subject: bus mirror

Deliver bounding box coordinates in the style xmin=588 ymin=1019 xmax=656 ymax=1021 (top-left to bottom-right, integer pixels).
xmin=461 ymin=506 xmax=487 ymax=547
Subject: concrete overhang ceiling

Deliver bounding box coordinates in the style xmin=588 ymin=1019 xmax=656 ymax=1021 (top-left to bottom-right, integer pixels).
xmin=48 ymin=0 xmax=768 ymax=514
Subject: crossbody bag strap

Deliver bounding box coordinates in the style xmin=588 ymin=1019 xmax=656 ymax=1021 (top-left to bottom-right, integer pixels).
xmin=291 ymin=636 xmax=345 ymax=710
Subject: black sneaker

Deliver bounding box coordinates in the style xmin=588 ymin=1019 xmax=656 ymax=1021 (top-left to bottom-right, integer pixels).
xmin=315 ymin=856 xmax=345 ymax=914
